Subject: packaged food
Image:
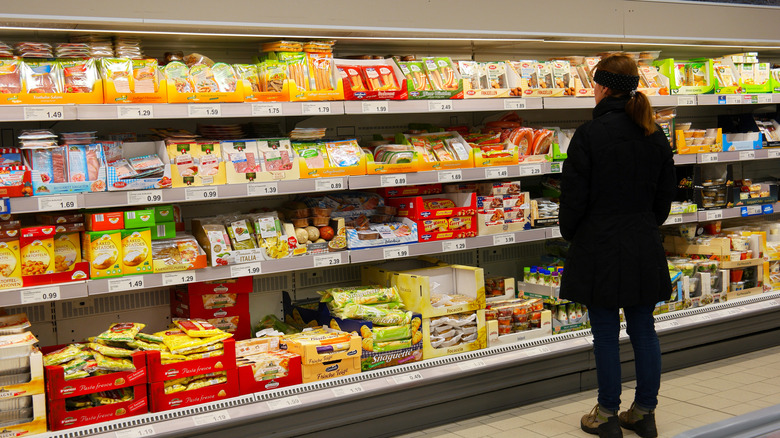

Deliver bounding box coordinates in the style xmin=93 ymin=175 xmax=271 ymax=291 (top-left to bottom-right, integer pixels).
xmin=20 ymin=225 xmax=56 ymax=276
xmin=423 ymin=57 xmax=458 ymax=91
xmin=371 ymin=324 xmax=412 ymax=343
xmin=324 ymin=286 xmax=401 ymax=308
xmin=363 ymin=65 xmax=400 ymax=91
xmin=44 ymin=344 xmax=84 ymax=367
xmin=97 ymin=323 xmax=145 ymax=344
xmin=84 ymin=230 xmax=122 ymax=278
xmin=306 ymin=53 xmax=335 ymax=91
xmin=423 ymin=198 xmax=456 ymax=210
xmin=174 ymin=319 xmax=225 ymax=338
xmin=339 ymin=65 xmax=367 ymax=92
xmin=258 ymin=138 xmax=294 ymax=172
xmin=398 ymin=61 xmax=432 ymax=91
xmin=0 ymin=314 xmax=31 ymax=335
xmin=225 ymin=217 xmax=256 ymax=250
xmin=164 ymin=61 xmax=193 ymax=93
xmin=258 ymin=60 xmax=287 ymax=92
xmin=89 ymin=387 xmax=134 ymax=405
xmin=234 ymin=64 xmax=261 ymax=92
xmin=0 ymin=59 xmax=22 ymax=94
xmin=325 ymin=139 xmax=362 ymax=167
xmin=61 ymin=58 xmax=98 ymax=93
xmin=24 ymin=60 xmax=62 ymax=93
xmin=251 ymin=212 xmax=289 ymax=259
xmin=423 ymin=219 xmax=448 ymax=232
xmin=88 ymin=342 xmax=134 ymax=358
xmin=0 ymin=229 xmax=22 ymax=290
xmin=121 ymin=228 xmax=152 ymax=275
xmin=211 ymin=63 xmax=238 ymax=92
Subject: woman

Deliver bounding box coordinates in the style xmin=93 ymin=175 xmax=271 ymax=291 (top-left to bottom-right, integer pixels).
xmin=559 ymin=54 xmax=676 ymax=438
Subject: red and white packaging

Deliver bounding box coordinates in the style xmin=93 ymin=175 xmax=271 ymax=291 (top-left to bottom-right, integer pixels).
xmin=148 ymin=368 xmax=239 ymax=412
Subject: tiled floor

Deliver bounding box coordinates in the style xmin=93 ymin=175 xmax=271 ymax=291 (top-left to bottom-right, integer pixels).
xmin=396 ymin=345 xmax=780 ymax=438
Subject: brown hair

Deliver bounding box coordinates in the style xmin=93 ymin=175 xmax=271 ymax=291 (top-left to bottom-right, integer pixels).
xmin=596 ymin=54 xmax=657 ymax=136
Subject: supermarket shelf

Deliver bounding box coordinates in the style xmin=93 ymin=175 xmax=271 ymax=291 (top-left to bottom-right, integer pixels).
xmin=0 ymin=104 xmax=79 ymax=122
xmin=696 ymin=94 xmax=778 ymax=106
xmin=663 ymin=212 xmax=699 ymax=226
xmin=673 ymin=154 xmax=698 ymax=165
xmin=343 ymin=97 xmax=543 ymax=115
xmin=0 ymin=282 xmax=87 ymax=307
xmin=76 ymin=102 xmax=344 ymax=120
xmin=49 ymin=292 xmax=780 ymax=438
xmin=651 ymin=95 xmax=697 ymax=107
xmin=541 ymin=97 xmax=595 ymax=110
xmin=697 ymin=149 xmax=780 ymax=164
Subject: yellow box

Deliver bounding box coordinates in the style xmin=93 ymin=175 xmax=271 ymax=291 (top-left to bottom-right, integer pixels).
xmin=301 ymin=357 xmax=361 ymax=383
xmin=54 ymin=232 xmax=81 ymax=273
xmin=422 ymin=309 xmax=487 ymax=359
xmin=281 ymin=331 xmax=362 ymax=366
xmin=0 ymin=229 xmax=22 ymax=290
xmin=121 ymin=228 xmax=153 ymax=276
xmin=663 ymin=236 xmax=733 ymax=261
xmin=391 ymin=265 xmax=485 ymax=318
xmin=83 ymin=231 xmax=123 ymax=279
xmin=360 ymin=257 xmax=449 ymax=287
xmin=0 ymin=81 xmax=104 ymax=105
xmin=365 ymin=154 xmax=421 ymax=175
xmin=164 ymin=141 xmax=228 ymax=188
xmin=20 ymin=227 xmax=55 ymax=276
xmin=166 ymin=79 xmax=246 ymax=103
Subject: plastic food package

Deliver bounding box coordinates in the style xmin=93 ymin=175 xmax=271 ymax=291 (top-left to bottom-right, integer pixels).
xmin=43 ymin=344 xmax=84 ymax=367
xmin=174 ymin=319 xmax=225 ymax=338
xmin=323 ymin=286 xmax=401 ymax=308
xmin=152 ymin=234 xmax=204 ymax=266
xmin=292 ymin=142 xmax=327 ymax=169
xmin=24 ymin=61 xmax=62 ymax=93
xmin=97 ymin=322 xmax=145 ymax=343
xmin=225 ymin=216 xmax=256 ymax=250
xmin=325 ymin=139 xmax=362 ymax=167
xmin=92 ymin=351 xmax=136 ymax=372
xmin=334 ymin=305 xmax=412 ymax=326
xmin=0 ymin=59 xmax=23 ymax=94
xmin=61 ymin=58 xmax=98 ymax=93
xmin=0 ymin=314 xmax=31 ymax=335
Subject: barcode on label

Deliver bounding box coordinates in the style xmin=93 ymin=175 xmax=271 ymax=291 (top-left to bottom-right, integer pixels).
xmin=156 ymin=225 xmax=166 ymax=235
xmin=94 ymin=214 xmax=104 ymax=222
xmin=126 ymin=211 xmax=136 ymax=219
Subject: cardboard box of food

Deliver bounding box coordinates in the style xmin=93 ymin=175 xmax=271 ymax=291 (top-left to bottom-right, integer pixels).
xmin=391 ymin=265 xmax=485 ymax=318
xmin=44 ymin=351 xmax=146 ymax=399
xmin=146 ymin=338 xmax=236 ymax=382
xmin=422 ymin=309 xmax=486 ymax=359
xmin=47 ymin=384 xmax=147 ymax=431
xmin=148 ymin=368 xmax=239 ymax=412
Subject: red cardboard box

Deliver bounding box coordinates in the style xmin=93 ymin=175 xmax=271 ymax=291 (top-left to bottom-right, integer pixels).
xmin=148 ymin=368 xmax=239 ymax=412
xmin=237 ymin=354 xmax=302 ymax=395
xmin=185 ymin=277 xmax=253 ymax=295
xmin=387 ymin=192 xmax=477 ymax=221
xmin=376 ymin=184 xmax=442 ymax=198
xmin=146 ymin=338 xmax=236 ymax=382
xmin=86 ymin=211 xmax=125 ymax=231
xmin=170 ymin=289 xmax=251 ymax=340
xmin=47 ymin=384 xmax=148 ymax=431
xmin=44 ymin=351 xmax=147 ymax=399
xmin=37 ymin=213 xmax=84 ymax=225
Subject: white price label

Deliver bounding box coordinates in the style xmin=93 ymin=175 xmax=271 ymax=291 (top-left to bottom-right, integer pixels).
xmin=442 ymin=239 xmax=467 ymax=252
xmin=765 ymin=299 xmax=779 ymax=307
xmin=457 ymin=358 xmax=487 ymax=371
xmin=768 ymin=149 xmax=780 ymax=159
xmin=437 ymin=170 xmax=462 ymax=182
xmin=20 ymin=286 xmax=60 ymax=304
xmin=230 ymin=262 xmax=262 ymax=278
xmin=726 ymin=307 xmax=744 ymax=315
xmin=701 ymin=153 xmax=719 ymax=163
xmin=361 ymin=101 xmax=389 ymax=113
xmin=428 ymin=100 xmax=454 ymax=112
xmin=115 ymin=425 xmax=156 ymax=438
xmin=185 ymin=186 xmax=219 ymax=201
xmin=659 ymin=320 xmax=680 ymax=329
xmin=392 ymin=372 xmax=424 ymax=385
xmin=493 ymin=233 xmax=515 ymax=246
xmin=332 ymin=383 xmax=364 ymax=397
xmin=383 ymin=245 xmax=410 ymax=259
xmin=251 ymin=103 xmax=282 ymax=116
xmin=267 ymin=396 xmax=302 ymax=411
xmin=485 ymin=167 xmax=509 ymax=179
xmin=746 ymin=205 xmax=762 ymax=216
xmin=758 ymin=94 xmax=773 ymax=104
xmin=664 ymin=215 xmax=684 ymax=225
xmin=315 ymin=178 xmax=344 ymax=191
xmin=503 ymin=98 xmax=527 ymax=110
xmin=109 ymin=276 xmax=145 ymax=293
xmin=188 ymin=104 xmax=221 ymax=118
xmin=162 ymin=271 xmax=196 ymax=286
xmin=380 ymin=174 xmax=407 ymax=187
xmin=692 ymin=314 xmax=712 ymax=323
xmin=550 ymin=228 xmax=562 ymax=238
xmin=117 ymin=105 xmax=154 ymax=119
xmin=739 ymin=151 xmax=756 ymax=160
xmin=192 ymin=410 xmax=230 ymax=426
xmin=677 ymin=96 xmax=696 ymax=106
xmin=726 ymin=95 xmax=741 ymax=105
xmin=38 ymin=194 xmax=78 ymax=211
xmin=520 ymin=164 xmax=543 ymax=176
xmin=525 ymin=345 xmax=551 ymax=357
xmin=127 ymin=190 xmax=163 ymax=204
xmin=247 ymin=182 xmax=279 ymax=196
xmin=24 ymin=106 xmax=64 ymax=121
xmin=314 ymin=254 xmax=342 ymax=267
xmin=301 ymin=102 xmax=331 ymax=115
xmin=706 ymin=210 xmax=723 ymax=221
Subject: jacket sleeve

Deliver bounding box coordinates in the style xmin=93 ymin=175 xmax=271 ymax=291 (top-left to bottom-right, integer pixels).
xmin=559 ymin=128 xmax=591 ymax=241
xmin=652 ymin=133 xmax=677 ymax=226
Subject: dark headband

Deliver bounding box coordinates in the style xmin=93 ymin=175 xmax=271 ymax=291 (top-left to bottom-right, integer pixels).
xmin=593 ymin=69 xmax=640 ymax=92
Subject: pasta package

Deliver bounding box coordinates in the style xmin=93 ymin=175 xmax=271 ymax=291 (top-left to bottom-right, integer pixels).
xmin=88 ymin=342 xmax=135 ymax=357
xmin=334 ymin=305 xmax=412 ymax=326
xmin=89 ymin=387 xmax=134 ymax=405
xmin=325 ymin=286 xmax=401 ymax=308
xmin=97 ymin=322 xmax=145 ymax=343
xmin=225 ymin=217 xmax=256 ymax=250
xmin=174 ymin=319 xmax=225 ymax=338
xmin=43 ymin=344 xmax=85 ymax=367
xmin=92 ymin=351 xmax=136 ymax=372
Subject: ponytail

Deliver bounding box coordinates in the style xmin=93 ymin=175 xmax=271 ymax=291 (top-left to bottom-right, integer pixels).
xmin=624 ymin=90 xmax=657 ymax=136
xmin=595 ymin=54 xmax=658 ymax=136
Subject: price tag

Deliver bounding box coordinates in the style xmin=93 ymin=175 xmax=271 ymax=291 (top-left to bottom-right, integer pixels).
xmin=457 ymin=358 xmax=486 ymax=371
xmin=485 ymin=167 xmax=508 ymax=179
xmin=127 ymin=190 xmax=163 ymax=205
xmin=185 ymin=186 xmax=219 ymax=201
xmin=267 ymin=396 xmax=302 ymax=411
xmin=726 ymin=95 xmax=741 ymax=105
xmin=247 ymin=182 xmax=279 ymax=196
xmin=768 ymin=149 xmax=780 ymax=159
xmin=117 ymin=105 xmax=154 ymax=119
xmin=677 ymin=96 xmax=696 ymax=106
xmin=692 ymin=314 xmax=712 ymax=323
xmin=192 ymin=410 xmax=230 ymax=426
xmin=726 ymin=307 xmax=744 ymax=315
xmin=524 ymin=345 xmax=551 ymax=357
xmin=550 ymin=228 xmax=562 ymax=239
xmin=392 ymin=372 xmax=424 ymax=385
xmin=739 ymin=150 xmax=756 ymax=160
xmin=23 ymin=106 xmax=64 ymax=121
xmin=38 ymin=194 xmax=78 ymax=211
xmin=188 ymin=104 xmax=221 ymax=118
xmin=314 ymin=254 xmax=342 ymax=267
xmin=332 ymin=383 xmax=364 ymax=397
xmin=20 ymin=286 xmax=60 ymax=304
xmin=758 ymin=94 xmax=773 ymax=104
xmin=664 ymin=215 xmax=684 ymax=225
xmin=361 ymin=101 xmax=389 ymax=113
xmin=701 ymin=153 xmax=719 ymax=163
xmin=442 ymin=239 xmax=467 ymax=252
xmin=437 ymin=170 xmax=462 ymax=182
xmin=251 ymin=103 xmax=282 ymax=116
xmin=109 ymin=276 xmax=145 ymax=293
xmin=383 ymin=245 xmax=410 ymax=259
xmin=659 ymin=320 xmax=680 ymax=329
xmin=746 ymin=205 xmax=762 ymax=216
xmin=706 ymin=210 xmax=723 ymax=221
xmin=428 ymin=100 xmax=454 ymax=112
xmin=115 ymin=425 xmax=156 ymax=438
xmin=519 ymin=164 xmax=543 ymax=176
xmin=315 ymin=178 xmax=344 ymax=191
xmin=765 ymin=299 xmax=779 ymax=307
xmin=162 ymin=272 xmax=196 ymax=286
xmin=380 ymin=174 xmax=407 ymax=187
xmin=301 ymin=102 xmax=331 ymax=115
xmin=503 ymin=98 xmax=527 ymax=110
xmin=493 ymin=233 xmax=515 ymax=246
xmin=230 ymin=262 xmax=262 ymax=278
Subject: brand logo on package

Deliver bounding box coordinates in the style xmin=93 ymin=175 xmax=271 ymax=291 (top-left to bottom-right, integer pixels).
xmin=355 ymin=92 xmax=366 ymax=98
xmin=326 ymin=365 xmax=339 ymax=372
xmin=347 ymin=349 xmax=357 ymax=356
xmin=421 ymin=211 xmax=431 ymax=218
xmin=170 ymin=398 xmax=183 ymax=407
xmin=164 ymin=369 xmax=179 ymax=379
xmin=265 ymin=381 xmax=280 ymax=390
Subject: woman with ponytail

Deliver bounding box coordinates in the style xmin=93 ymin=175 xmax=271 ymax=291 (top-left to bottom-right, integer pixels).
xmin=559 ymin=54 xmax=676 ymax=438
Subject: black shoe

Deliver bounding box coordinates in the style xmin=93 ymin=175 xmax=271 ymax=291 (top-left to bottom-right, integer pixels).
xmin=581 ymin=404 xmax=623 ymax=438
xmin=619 ymin=401 xmax=658 ymax=438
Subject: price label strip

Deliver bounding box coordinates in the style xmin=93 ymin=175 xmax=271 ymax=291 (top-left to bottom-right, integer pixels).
xmin=519 ymin=164 xmax=543 ymax=177
xmin=739 ymin=150 xmax=756 ymax=161
xmin=115 ymin=425 xmax=156 ymax=438
xmin=705 ymin=210 xmax=723 ymax=221
xmin=677 ymin=96 xmax=696 ymax=106
xmin=700 ymin=153 xmax=719 ymax=163
xmin=428 ymin=100 xmax=453 ymax=112
xmin=117 ymin=105 xmax=154 ymax=119
xmin=524 ymin=345 xmax=552 ymax=357
xmin=24 ymin=105 xmax=65 ymax=121
xmin=768 ymin=149 xmax=780 ymax=159
xmin=188 ymin=104 xmax=221 ymax=118
xmin=457 ymin=358 xmax=486 ymax=371
xmin=691 ymin=314 xmax=712 ymax=323
xmin=758 ymin=94 xmax=773 ymax=104
xmin=231 ymin=262 xmax=263 ymax=278
xmin=438 ymin=170 xmax=462 ymax=182
xmin=21 ymin=286 xmax=61 ymax=304
xmin=127 ymin=190 xmax=163 ymax=205
xmin=392 ymin=372 xmax=424 ymax=385
xmin=192 ymin=409 xmax=230 ymax=426
xmin=185 ymin=187 xmax=219 ymax=201
xmin=362 ymin=101 xmax=389 ymax=113
xmin=314 ymin=254 xmax=342 ymax=267
xmin=315 ymin=178 xmax=344 ymax=192
xmin=162 ymin=271 xmax=197 ymax=286
xmin=485 ymin=167 xmax=508 ymax=179
xmin=493 ymin=233 xmax=515 ymax=246
xmin=332 ymin=383 xmax=365 ymax=397
xmin=247 ymin=182 xmax=279 ymax=196
xmin=442 ymin=239 xmax=467 ymax=252
xmin=108 ymin=276 xmax=145 ymax=293
xmin=251 ymin=103 xmax=282 ymax=116
xmin=550 ymin=228 xmax=562 ymax=239
xmin=503 ymin=98 xmax=527 ymax=110
xmin=383 ymin=245 xmax=410 ymax=259
xmin=380 ymin=174 xmax=407 ymax=187
xmin=664 ymin=215 xmax=684 ymax=226
xmin=301 ymin=102 xmax=331 ymax=115
xmin=267 ymin=396 xmax=303 ymax=411
xmin=38 ymin=194 xmax=78 ymax=211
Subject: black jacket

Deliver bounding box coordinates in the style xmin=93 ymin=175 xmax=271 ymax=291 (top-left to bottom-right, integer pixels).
xmin=559 ymin=96 xmax=676 ymax=309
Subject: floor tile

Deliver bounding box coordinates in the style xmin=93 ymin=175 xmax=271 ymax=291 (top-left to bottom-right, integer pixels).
xmin=522 ymin=419 xmax=579 ymax=437
xmin=449 ymin=423 xmax=501 ymax=438
xmin=481 ymin=415 xmax=533 ymax=431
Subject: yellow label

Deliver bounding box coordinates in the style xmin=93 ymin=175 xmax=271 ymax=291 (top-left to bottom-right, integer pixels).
xmin=87 ymin=232 xmax=122 ymax=278
xmin=54 ymin=233 xmax=81 ymax=272
xmin=121 ymin=229 xmax=152 ymax=275
xmin=21 ymin=238 xmax=54 ymax=276
xmin=0 ymin=241 xmax=22 ymax=289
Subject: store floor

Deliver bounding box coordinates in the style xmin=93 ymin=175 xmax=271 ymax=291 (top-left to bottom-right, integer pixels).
xmin=395 ymin=344 xmax=780 ymax=438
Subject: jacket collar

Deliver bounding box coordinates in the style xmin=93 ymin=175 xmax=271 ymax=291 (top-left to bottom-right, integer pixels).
xmin=593 ymin=96 xmax=629 ymax=119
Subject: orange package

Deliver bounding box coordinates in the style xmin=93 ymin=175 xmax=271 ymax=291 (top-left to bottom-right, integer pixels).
xmin=363 ymin=66 xmax=400 ymax=91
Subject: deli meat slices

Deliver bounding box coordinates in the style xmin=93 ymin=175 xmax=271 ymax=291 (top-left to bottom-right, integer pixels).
xmin=0 ymin=60 xmax=22 ymax=94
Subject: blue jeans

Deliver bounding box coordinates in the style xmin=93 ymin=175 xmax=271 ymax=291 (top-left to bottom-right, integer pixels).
xmin=588 ymin=305 xmax=661 ymax=412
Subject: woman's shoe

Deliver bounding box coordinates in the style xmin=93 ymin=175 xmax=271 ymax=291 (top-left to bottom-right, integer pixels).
xmin=619 ymin=401 xmax=658 ymax=438
xmin=581 ymin=404 xmax=623 ymax=438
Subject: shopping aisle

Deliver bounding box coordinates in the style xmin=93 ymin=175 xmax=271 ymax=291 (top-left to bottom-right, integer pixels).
xmin=395 ymin=345 xmax=780 ymax=438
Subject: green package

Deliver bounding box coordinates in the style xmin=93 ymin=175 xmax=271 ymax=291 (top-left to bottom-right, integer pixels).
xmin=335 ymin=305 xmax=412 ymax=326
xmin=124 ymin=209 xmax=155 ymax=229
xmin=372 ymin=324 xmax=412 ymax=342
xmin=373 ymin=339 xmax=412 ymax=353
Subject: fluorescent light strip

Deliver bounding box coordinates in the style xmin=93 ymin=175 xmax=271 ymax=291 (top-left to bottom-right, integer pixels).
xmin=543 ymin=39 xmax=780 ymax=49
